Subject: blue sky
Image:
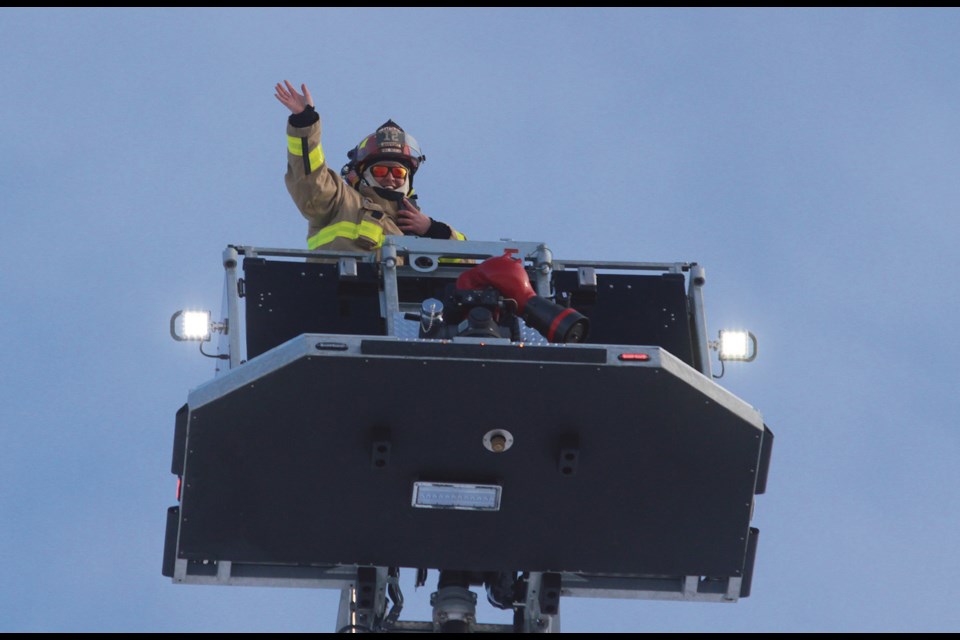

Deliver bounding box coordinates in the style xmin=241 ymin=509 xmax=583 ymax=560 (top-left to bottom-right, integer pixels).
xmin=1 ymin=7 xmax=958 ymax=632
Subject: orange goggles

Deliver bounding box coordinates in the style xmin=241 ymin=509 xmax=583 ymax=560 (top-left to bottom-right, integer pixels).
xmin=369 ymin=164 xmax=408 ymax=179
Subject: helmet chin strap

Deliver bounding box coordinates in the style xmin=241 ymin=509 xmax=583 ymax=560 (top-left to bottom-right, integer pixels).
xmin=368 ymin=186 xmax=401 ymax=202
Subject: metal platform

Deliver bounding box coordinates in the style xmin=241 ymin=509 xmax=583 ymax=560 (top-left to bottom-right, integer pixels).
xmin=163 ymin=238 xmax=773 ymax=631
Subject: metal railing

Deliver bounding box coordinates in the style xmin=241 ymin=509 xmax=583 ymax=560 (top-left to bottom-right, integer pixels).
xmin=216 ymin=238 xmax=710 ymax=376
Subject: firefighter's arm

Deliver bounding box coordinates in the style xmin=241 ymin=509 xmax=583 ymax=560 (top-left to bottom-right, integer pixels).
xmin=277 ymin=82 xmax=355 ymax=227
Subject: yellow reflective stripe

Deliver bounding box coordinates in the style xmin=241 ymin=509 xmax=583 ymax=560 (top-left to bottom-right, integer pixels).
xmin=307 ymin=220 xmax=384 ymax=250
xmin=308 ymin=145 xmax=324 ymax=171
xmin=286 ymin=135 xmax=302 ymax=155
xmin=437 ymin=230 xmax=467 ymax=262
xmin=287 ymin=135 xmax=325 ymax=173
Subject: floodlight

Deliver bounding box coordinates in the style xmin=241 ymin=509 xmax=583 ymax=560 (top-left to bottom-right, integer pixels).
xmin=717 ymin=329 xmax=757 ymax=362
xmin=183 ymin=311 xmax=211 ymax=340
xmin=170 ymin=310 xmax=213 ymax=342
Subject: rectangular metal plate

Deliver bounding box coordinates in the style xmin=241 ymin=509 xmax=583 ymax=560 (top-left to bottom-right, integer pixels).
xmin=177 ymin=344 xmax=763 ymax=577
xmin=412 ymin=482 xmax=502 ymax=511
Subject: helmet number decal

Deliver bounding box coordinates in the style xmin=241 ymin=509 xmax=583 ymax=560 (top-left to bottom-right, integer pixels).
xmin=379 ymin=128 xmax=402 ymax=144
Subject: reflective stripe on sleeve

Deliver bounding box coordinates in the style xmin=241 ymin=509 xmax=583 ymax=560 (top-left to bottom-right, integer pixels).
xmin=307 ymin=220 xmax=385 ymax=250
xmin=287 ymin=135 xmax=325 ymax=175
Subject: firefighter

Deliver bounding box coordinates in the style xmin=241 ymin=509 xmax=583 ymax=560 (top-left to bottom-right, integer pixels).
xmin=274 ymin=80 xmax=466 ymax=253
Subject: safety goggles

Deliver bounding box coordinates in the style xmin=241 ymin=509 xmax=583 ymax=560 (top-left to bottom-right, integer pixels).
xmin=369 ymin=164 xmax=408 ymax=179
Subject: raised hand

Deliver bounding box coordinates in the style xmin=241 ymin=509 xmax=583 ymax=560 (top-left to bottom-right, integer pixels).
xmin=274 ymin=80 xmax=314 ymax=114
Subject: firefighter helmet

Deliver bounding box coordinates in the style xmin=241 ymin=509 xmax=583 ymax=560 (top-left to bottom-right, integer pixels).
xmin=341 ymin=120 xmax=425 ymax=189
